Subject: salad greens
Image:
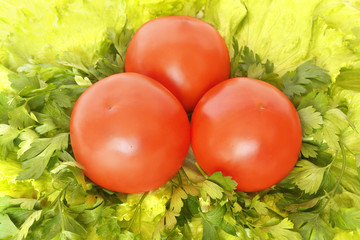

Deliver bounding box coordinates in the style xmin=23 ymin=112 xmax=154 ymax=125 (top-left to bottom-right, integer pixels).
xmin=0 ymin=0 xmax=360 ymax=239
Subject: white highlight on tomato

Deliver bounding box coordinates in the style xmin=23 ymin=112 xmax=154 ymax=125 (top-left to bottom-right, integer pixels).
xmin=232 ymin=139 xmax=259 ymax=159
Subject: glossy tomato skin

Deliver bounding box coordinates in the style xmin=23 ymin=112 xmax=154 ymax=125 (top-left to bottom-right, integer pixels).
xmin=125 ymin=16 xmax=230 ymax=112
xmin=191 ymin=77 xmax=302 ymax=192
xmin=70 ymin=73 xmax=190 ymax=193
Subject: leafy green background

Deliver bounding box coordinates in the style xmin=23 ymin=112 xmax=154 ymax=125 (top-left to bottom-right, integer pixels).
xmin=0 ymin=0 xmax=360 ymax=239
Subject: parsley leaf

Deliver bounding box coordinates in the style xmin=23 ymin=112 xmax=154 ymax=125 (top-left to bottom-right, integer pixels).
xmin=8 ymin=104 xmax=38 ymax=129
xmin=298 ymin=106 xmax=324 ymax=135
xmin=74 ymin=76 xmax=92 ymax=87
xmin=88 ymin=57 xmax=122 ymax=80
xmin=207 ymin=172 xmax=237 ymax=191
xmin=301 ymin=142 xmax=319 ymax=158
xmin=289 ymin=212 xmax=334 ymax=240
xmin=6 ymin=198 xmax=38 ymax=210
xmin=199 ymin=180 xmax=224 ymax=200
xmin=0 ymin=92 xmax=15 ymax=123
xmin=164 ymin=211 xmax=178 ymax=229
xmin=264 ymin=218 xmax=302 ymax=240
xmin=0 ymin=213 xmax=19 ymax=239
xmin=0 ymin=124 xmax=19 ymax=160
xmin=297 ymin=92 xmax=329 ymax=114
xmin=288 ymin=160 xmax=328 ymax=194
xmin=330 ymin=208 xmax=360 ymax=231
xmin=200 ymin=205 xmax=226 ymax=240
xmin=42 ymin=212 xmax=87 ymax=240
xmin=8 ymin=73 xmax=40 ymax=92
xmin=15 ymin=210 xmax=42 ymax=240
xmin=37 ymin=101 xmax=71 ymax=132
xmin=96 ymin=218 xmax=122 ymax=239
xmin=282 ymin=61 xmax=331 ymax=98
xmin=170 ymin=187 xmax=188 ymax=213
xmin=231 ymin=41 xmax=282 ymax=89
xmin=17 ymin=133 xmax=69 ymax=180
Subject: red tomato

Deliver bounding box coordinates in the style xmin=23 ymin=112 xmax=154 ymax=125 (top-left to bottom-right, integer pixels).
xmin=125 ymin=16 xmax=230 ymax=112
xmin=191 ymin=77 xmax=302 ymax=192
xmin=70 ymin=73 xmax=190 ymax=193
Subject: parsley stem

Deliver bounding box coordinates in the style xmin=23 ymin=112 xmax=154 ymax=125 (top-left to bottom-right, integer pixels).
xmin=180 ymin=167 xmax=194 ymax=184
xmin=319 ymin=142 xmax=347 ymax=212
xmin=331 ymin=142 xmax=347 ymax=198
xmin=126 ymin=192 xmax=148 ymax=232
xmin=194 ymin=162 xmax=208 ymax=179
xmin=58 ymin=199 xmax=65 ymax=232
xmin=177 ymin=172 xmax=183 ymax=185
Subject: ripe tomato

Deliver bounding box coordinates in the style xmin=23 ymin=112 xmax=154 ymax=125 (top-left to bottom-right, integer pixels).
xmin=191 ymin=77 xmax=302 ymax=192
xmin=125 ymin=16 xmax=230 ymax=112
xmin=70 ymin=73 xmax=190 ymax=193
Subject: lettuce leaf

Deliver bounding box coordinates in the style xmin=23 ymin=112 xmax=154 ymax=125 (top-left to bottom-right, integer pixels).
xmin=125 ymin=0 xmax=205 ymax=30
xmin=234 ymin=0 xmax=321 ymax=75
xmin=0 ymin=0 xmax=127 ymax=70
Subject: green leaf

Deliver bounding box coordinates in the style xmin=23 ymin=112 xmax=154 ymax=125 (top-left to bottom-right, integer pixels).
xmin=119 ymin=230 xmax=139 ymax=240
xmin=177 ymin=195 xmax=200 ymax=227
xmin=164 ymin=211 xmax=178 ymax=229
xmin=200 ymin=205 xmax=226 ymax=240
xmin=325 ymin=108 xmax=353 ymax=132
xmin=74 ymin=76 xmax=92 ymax=87
xmin=208 ymin=172 xmax=237 ymax=191
xmin=0 ymin=213 xmax=19 ymax=239
xmin=8 ymin=104 xmax=37 ymax=129
xmin=330 ymin=208 xmax=360 ymax=231
xmin=335 ymin=67 xmax=360 ymax=91
xmin=282 ymin=70 xmax=307 ymax=97
xmin=202 ymin=205 xmax=226 ymax=227
xmin=43 ymin=213 xmax=87 ymax=240
xmin=15 ymin=210 xmax=42 ymax=240
xmin=282 ymin=61 xmax=331 ymax=98
xmin=296 ymin=61 xmax=332 ymax=89
xmin=106 ymin=27 xmax=134 ymax=71
xmin=49 ymin=89 xmax=73 ymax=108
xmin=202 ymin=0 xmax=246 ymax=46
xmin=298 ymin=91 xmax=329 ymax=114
xmin=36 ymin=101 xmax=70 ymax=132
xmin=289 ymin=212 xmax=334 ymax=240
xmin=301 ymin=142 xmax=319 ymax=158
xmin=199 ymin=180 xmax=224 ymax=200
xmin=264 ymin=218 xmax=302 ymax=240
xmin=51 ymin=156 xmax=86 ymax=190
xmin=170 ymin=187 xmax=188 ymax=213
xmin=220 ymin=221 xmax=237 ymax=236
xmin=0 ymin=124 xmax=19 ymax=160
xmin=231 ymin=45 xmax=282 ymax=88
xmin=247 ymin=63 xmax=265 ymax=79
xmin=57 ymin=231 xmax=84 ymax=240
xmin=322 ymin=119 xmax=340 ymax=150
xmin=298 ymin=106 xmax=324 ymax=135
xmin=96 ymin=218 xmax=121 ymax=240
xmin=254 ymin=201 xmax=268 ymax=216
xmin=202 ymin=218 xmax=219 ymax=240
xmin=88 ymin=57 xmax=122 ymax=80
xmin=8 ymin=73 xmax=39 ymax=92
xmin=4 ymin=208 xmax=34 ymax=228
xmin=289 ymin=160 xmax=327 ymax=194
xmin=0 ymin=92 xmax=15 ymax=123
xmin=7 ymin=198 xmax=37 ymax=210
xmin=18 ymin=83 xmax=57 ymax=99
xmin=17 ymin=133 xmax=69 ymax=180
